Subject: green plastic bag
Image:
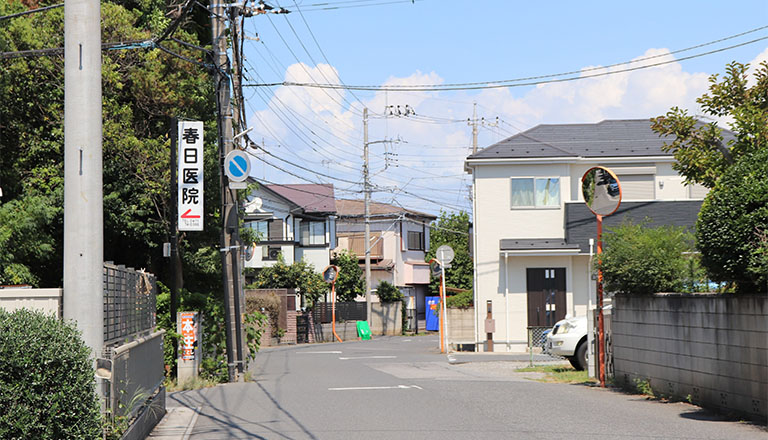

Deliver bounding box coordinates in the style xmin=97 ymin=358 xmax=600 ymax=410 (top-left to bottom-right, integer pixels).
xmin=356 ymin=321 xmax=372 ymax=340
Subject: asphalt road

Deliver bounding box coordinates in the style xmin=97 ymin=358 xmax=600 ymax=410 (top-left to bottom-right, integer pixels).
xmin=168 ymin=335 xmax=767 ymax=439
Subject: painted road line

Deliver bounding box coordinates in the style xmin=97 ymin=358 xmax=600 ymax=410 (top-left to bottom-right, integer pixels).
xmin=328 ymin=385 xmax=423 ymax=391
xmin=297 ymin=351 xmax=342 ymax=354
xmin=338 ymin=355 xmax=397 ymax=360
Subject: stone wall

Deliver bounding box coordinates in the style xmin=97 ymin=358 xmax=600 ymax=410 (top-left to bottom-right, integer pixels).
xmin=612 ymin=294 xmax=767 ymax=421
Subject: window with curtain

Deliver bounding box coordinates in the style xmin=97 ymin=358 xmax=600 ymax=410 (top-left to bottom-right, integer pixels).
xmin=244 ymin=219 xmax=283 ymax=241
xmin=407 ymin=230 xmax=424 ymax=250
xmin=300 ymin=221 xmax=326 ymax=246
xmin=511 ymin=177 xmax=560 ymax=208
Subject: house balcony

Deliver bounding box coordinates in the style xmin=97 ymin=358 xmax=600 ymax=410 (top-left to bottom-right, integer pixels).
xmin=337 ymin=233 xmax=383 ymax=259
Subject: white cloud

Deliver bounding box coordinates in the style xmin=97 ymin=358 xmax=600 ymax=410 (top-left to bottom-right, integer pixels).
xmin=247 ymin=47 xmax=766 ymax=213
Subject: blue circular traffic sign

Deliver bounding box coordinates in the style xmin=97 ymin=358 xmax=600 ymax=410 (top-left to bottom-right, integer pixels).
xmin=225 ymin=150 xmax=251 ymax=182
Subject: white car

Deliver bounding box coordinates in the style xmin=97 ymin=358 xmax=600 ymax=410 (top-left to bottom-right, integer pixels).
xmin=546 ymin=315 xmax=588 ymax=371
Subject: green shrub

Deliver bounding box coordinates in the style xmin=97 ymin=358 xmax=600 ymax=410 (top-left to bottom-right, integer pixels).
xmin=597 ymin=220 xmax=700 ymax=295
xmin=376 ymin=281 xmax=403 ymax=303
xmin=0 ymin=309 xmax=102 ymax=439
xmin=697 ymin=149 xmax=768 ymax=292
xmin=446 ymin=289 xmax=473 ymax=309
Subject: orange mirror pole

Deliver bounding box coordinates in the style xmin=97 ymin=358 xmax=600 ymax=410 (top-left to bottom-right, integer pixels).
xmin=596 ymin=215 xmax=606 ymax=387
xmin=332 ymin=281 xmax=343 ymax=343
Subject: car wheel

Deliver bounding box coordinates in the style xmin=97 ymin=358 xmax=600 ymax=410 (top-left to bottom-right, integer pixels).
xmin=567 ymin=356 xmax=580 ymax=370
xmin=573 ymin=341 xmax=587 ymax=371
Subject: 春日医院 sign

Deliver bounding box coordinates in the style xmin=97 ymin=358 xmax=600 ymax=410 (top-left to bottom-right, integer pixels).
xmin=178 ymin=121 xmax=204 ymax=231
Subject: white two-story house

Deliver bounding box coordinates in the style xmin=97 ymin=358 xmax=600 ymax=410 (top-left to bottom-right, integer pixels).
xmin=333 ymin=199 xmax=436 ymax=323
xmin=465 ymin=119 xmax=724 ymax=352
xmin=242 ymin=183 xmax=336 ymax=275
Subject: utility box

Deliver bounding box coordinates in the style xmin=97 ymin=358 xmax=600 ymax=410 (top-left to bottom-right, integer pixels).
xmin=484 ymin=318 xmax=495 ymax=333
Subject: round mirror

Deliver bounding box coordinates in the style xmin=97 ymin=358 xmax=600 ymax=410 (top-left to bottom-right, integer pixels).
xmin=322 ymin=265 xmax=339 ymax=284
xmin=581 ymin=166 xmax=622 ymax=216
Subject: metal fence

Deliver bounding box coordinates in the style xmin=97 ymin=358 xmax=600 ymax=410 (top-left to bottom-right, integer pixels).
xmin=312 ymin=301 xmax=367 ymax=324
xmin=103 ymin=263 xmax=157 ymax=345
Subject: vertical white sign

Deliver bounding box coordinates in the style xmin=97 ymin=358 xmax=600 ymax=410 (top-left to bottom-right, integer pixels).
xmin=178 ymin=121 xmax=204 ymax=231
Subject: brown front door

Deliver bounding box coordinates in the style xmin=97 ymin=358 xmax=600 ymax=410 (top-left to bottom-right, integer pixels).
xmin=526 ymin=268 xmax=566 ymax=327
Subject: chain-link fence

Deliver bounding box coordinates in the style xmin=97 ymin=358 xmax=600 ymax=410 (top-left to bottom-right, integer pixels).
xmin=103 ymin=263 xmax=157 ymax=346
xmin=526 ymin=326 xmax=565 ymax=366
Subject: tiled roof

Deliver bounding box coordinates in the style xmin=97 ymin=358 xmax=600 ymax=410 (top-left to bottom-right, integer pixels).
xmin=469 ymin=119 xmax=735 ymax=160
xmin=265 ymin=184 xmax=336 ymax=213
xmin=335 ymin=199 xmax=436 ymax=219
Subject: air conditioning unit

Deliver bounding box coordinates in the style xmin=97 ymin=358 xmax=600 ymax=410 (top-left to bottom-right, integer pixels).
xmin=268 ymin=247 xmax=281 ymax=260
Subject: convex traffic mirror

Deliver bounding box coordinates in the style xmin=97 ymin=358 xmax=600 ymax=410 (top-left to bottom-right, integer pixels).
xmin=581 ymin=166 xmax=622 ymax=216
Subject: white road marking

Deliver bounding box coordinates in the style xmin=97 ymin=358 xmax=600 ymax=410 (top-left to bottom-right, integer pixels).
xmin=402 ymin=339 xmax=412 ymax=342
xmin=297 ymin=351 xmax=342 ymax=354
xmin=328 ymin=385 xmax=423 ymax=391
xmin=338 ymin=355 xmax=397 ymax=360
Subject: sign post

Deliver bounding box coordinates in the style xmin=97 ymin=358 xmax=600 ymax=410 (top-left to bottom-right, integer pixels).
xmin=178 ymin=121 xmax=204 ymax=231
xmin=434 ymin=244 xmax=455 ymax=353
xmin=177 ymin=311 xmax=201 ymax=384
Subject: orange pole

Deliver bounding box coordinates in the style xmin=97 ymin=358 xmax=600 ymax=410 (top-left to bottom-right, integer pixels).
xmin=439 ymin=273 xmax=445 ymax=354
xmin=331 ymin=282 xmax=343 ymax=343
xmin=596 ymin=215 xmax=606 ymax=387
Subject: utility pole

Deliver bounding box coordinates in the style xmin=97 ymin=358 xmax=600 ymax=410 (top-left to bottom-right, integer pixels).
xmin=470 ymin=103 xmax=479 ymax=155
xmin=63 ymin=0 xmax=104 ymax=363
xmin=467 ymin=102 xmax=498 ymax=155
xmin=364 ymin=108 xmax=372 ymax=325
xmin=210 ymin=1 xmax=241 ymax=382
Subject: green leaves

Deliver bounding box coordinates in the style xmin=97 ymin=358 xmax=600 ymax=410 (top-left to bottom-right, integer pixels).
xmin=598 ymin=220 xmax=701 ymax=295
xmin=0 ymin=309 xmax=102 ymax=439
xmin=651 ymin=62 xmax=768 ymax=189
xmin=697 ymin=148 xmax=768 ymax=292
xmin=424 ymin=210 xmax=473 ymax=295
xmin=331 ymin=250 xmax=364 ymax=302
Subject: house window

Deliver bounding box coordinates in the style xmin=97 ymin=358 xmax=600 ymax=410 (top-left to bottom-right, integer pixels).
xmin=511 ymin=177 xmax=560 ymax=208
xmin=300 ymin=221 xmax=326 ymax=246
xmin=408 ymin=231 xmax=424 ymax=251
xmin=245 ymin=219 xmax=283 ymax=241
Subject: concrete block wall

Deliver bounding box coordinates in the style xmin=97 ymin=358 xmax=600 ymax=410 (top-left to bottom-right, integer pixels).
xmin=447 ymin=307 xmax=474 ymax=343
xmin=370 ymin=302 xmax=402 ymax=335
xmin=0 ymin=288 xmax=62 ymax=318
xmin=612 ymin=294 xmax=768 ymax=421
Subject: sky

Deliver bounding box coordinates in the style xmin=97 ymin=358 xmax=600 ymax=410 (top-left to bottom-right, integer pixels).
xmin=238 ymin=0 xmax=768 ymax=216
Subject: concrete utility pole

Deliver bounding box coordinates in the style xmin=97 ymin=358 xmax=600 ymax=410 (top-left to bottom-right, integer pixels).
xmin=363 ymin=108 xmax=372 ymax=325
xmin=467 ymin=103 xmax=497 ymax=155
xmin=63 ymin=0 xmax=104 ymax=360
xmin=210 ymin=2 xmax=243 ymax=382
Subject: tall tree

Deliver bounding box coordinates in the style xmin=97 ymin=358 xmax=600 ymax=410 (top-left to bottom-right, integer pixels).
xmin=425 ymin=211 xmax=473 ymax=295
xmin=0 ymin=0 xmax=219 ymax=290
xmin=330 ymin=250 xmax=364 ymax=302
xmin=651 ymin=62 xmax=768 ymax=188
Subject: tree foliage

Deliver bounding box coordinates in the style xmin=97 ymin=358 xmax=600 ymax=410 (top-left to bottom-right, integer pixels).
xmin=651 ymin=62 xmax=768 ymax=189
xmin=330 ymin=250 xmax=364 ymax=302
xmin=376 ymin=280 xmax=403 ymax=303
xmin=424 ymin=211 xmax=473 ymax=295
xmin=597 ymin=221 xmax=702 ymax=295
xmin=0 ymin=309 xmax=102 ymax=439
xmin=248 ymin=256 xmax=328 ymax=307
xmin=696 ymin=148 xmax=768 ymax=292
xmin=0 ymin=0 xmax=219 ymax=291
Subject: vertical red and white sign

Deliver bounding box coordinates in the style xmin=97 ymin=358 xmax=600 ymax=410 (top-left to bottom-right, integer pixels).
xmin=178 ymin=121 xmax=204 ymax=231
xmin=180 ymin=311 xmax=198 ymax=361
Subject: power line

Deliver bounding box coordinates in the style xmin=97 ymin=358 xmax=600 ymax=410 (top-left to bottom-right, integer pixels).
xmin=291 ymin=0 xmax=424 ymax=12
xmin=0 ymin=3 xmax=63 ymax=21
xmin=244 ymin=30 xmax=768 ymax=91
